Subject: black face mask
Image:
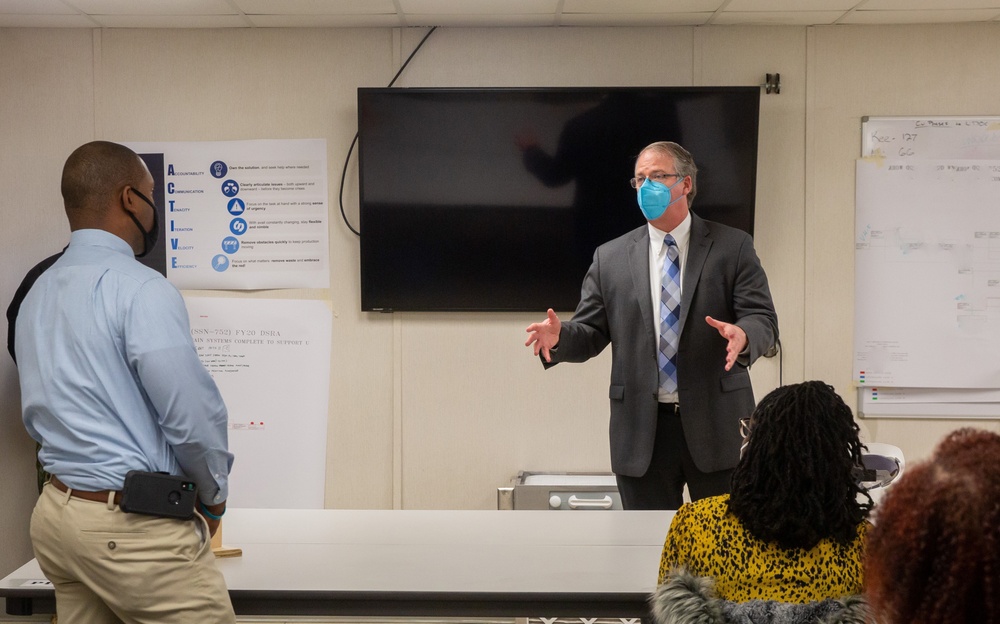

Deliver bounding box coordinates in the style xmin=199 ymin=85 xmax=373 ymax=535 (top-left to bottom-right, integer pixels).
xmin=127 ymin=188 xmax=160 ymax=258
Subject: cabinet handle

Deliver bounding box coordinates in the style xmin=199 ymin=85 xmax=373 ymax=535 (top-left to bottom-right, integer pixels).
xmin=567 ymin=495 xmax=613 ymax=509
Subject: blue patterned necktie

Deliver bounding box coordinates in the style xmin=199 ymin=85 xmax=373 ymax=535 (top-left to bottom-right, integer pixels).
xmin=659 ymin=235 xmax=681 ymax=393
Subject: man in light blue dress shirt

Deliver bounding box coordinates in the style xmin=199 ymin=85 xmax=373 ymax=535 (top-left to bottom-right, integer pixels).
xmin=15 ymin=141 xmax=236 ymax=623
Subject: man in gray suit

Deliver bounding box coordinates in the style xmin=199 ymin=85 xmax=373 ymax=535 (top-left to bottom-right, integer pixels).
xmin=525 ymin=141 xmax=778 ymax=510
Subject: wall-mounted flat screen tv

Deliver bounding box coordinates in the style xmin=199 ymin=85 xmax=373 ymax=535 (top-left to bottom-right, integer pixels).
xmin=357 ymin=87 xmax=760 ymax=312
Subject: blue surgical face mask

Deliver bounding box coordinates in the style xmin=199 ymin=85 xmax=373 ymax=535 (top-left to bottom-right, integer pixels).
xmin=636 ymin=177 xmax=683 ymax=221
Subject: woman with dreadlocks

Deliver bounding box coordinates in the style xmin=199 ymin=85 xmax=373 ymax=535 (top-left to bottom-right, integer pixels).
xmin=864 ymin=428 xmax=1000 ymax=624
xmin=655 ymin=380 xmax=872 ymax=605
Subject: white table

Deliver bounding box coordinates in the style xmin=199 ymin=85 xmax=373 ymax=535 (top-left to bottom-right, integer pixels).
xmin=1 ymin=508 xmax=673 ymax=618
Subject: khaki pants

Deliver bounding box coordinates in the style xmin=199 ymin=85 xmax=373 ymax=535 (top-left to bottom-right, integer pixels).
xmin=30 ymin=482 xmax=236 ymax=624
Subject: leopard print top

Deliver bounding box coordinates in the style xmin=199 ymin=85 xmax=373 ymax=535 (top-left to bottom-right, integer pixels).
xmin=658 ymin=494 xmax=869 ymax=604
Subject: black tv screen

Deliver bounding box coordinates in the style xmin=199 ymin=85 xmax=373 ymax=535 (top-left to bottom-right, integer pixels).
xmin=357 ymin=87 xmax=760 ymax=312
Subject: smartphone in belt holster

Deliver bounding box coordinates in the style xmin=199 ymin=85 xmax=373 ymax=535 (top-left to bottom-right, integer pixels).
xmin=120 ymin=470 xmax=197 ymax=520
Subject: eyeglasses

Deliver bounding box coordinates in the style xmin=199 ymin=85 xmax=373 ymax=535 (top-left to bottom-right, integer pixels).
xmin=739 ymin=417 xmax=752 ymax=440
xmin=630 ymin=172 xmax=681 ymax=189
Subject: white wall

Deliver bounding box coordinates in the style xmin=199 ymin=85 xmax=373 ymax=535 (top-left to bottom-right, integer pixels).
xmin=2 ymin=23 xmax=998 ymax=581
xmin=804 ymin=23 xmax=1000 ymax=448
xmin=0 ymin=27 xmax=98 ymax=582
xmin=390 ymin=25 xmax=794 ymax=509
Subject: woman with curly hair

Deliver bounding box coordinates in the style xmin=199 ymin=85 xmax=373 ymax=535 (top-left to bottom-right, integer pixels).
xmin=864 ymin=428 xmax=1000 ymax=624
xmin=656 ymin=380 xmax=872 ymax=603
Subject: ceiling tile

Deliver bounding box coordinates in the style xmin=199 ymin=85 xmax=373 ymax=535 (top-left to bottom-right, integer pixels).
xmin=403 ymin=13 xmax=557 ymax=26
xmin=725 ymin=0 xmax=859 ymax=9
xmin=713 ymin=10 xmax=847 ymax=24
xmin=560 ymin=12 xmax=713 ymax=26
xmin=235 ymin=0 xmax=397 ymax=15
xmin=90 ymin=14 xmax=250 ymax=27
xmin=841 ymin=9 xmax=1000 ymax=23
xmin=400 ymin=0 xmax=558 ymax=14
xmin=0 ymin=13 xmax=96 ymax=25
xmin=0 ymin=0 xmax=76 ymax=13
xmin=5 ymin=0 xmax=1000 ymax=28
xmin=564 ymin=0 xmax=723 ymax=12
xmin=248 ymin=13 xmax=403 ymax=26
xmin=64 ymin=0 xmax=237 ymax=15
xmin=863 ymin=0 xmax=1000 ymax=8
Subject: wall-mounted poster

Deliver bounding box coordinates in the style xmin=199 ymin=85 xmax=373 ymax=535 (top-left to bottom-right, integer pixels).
xmin=126 ymin=139 xmax=329 ymax=290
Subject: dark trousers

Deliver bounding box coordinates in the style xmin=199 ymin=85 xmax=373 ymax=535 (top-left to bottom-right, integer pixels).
xmin=615 ymin=403 xmax=734 ymax=510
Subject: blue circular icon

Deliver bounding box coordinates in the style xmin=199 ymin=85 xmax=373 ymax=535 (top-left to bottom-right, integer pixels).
xmin=212 ymin=254 xmax=230 ymax=272
xmin=221 ymin=180 xmax=240 ymax=197
xmin=221 ymin=236 xmax=240 ymax=254
xmin=227 ymin=198 xmax=246 ymax=215
xmin=210 ymin=161 xmax=228 ymax=178
xmin=229 ymin=218 xmax=248 ymax=235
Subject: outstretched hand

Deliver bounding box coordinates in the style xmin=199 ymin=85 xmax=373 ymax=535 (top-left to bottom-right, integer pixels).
xmin=705 ymin=316 xmax=747 ymax=371
xmin=525 ymin=308 xmax=561 ymax=363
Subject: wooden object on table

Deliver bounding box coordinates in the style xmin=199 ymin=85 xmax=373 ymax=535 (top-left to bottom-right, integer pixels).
xmin=211 ymin=521 xmax=243 ymax=558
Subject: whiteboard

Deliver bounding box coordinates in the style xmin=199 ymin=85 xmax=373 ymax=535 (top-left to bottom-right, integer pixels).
xmin=858 ymin=388 xmax=1000 ymax=419
xmin=862 ymin=116 xmax=1000 ymax=159
xmin=853 ymin=158 xmax=1000 ymax=389
xmin=857 ymin=116 xmax=1000 ymax=418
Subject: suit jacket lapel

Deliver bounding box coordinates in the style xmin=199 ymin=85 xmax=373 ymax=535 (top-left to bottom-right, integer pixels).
xmin=628 ymin=226 xmax=654 ymax=340
xmin=680 ymin=214 xmax=712 ymax=336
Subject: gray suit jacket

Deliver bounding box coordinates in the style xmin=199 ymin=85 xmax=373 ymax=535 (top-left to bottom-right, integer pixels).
xmin=546 ymin=214 xmax=778 ymax=477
